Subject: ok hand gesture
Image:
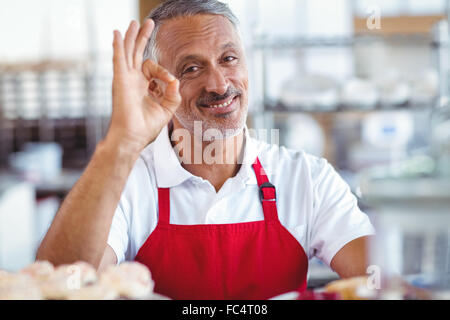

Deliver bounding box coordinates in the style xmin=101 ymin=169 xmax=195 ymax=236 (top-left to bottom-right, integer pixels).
xmin=106 ymin=19 xmax=181 ymax=154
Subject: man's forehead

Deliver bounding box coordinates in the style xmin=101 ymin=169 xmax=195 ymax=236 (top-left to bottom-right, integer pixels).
xmin=156 ymin=14 xmax=240 ymax=66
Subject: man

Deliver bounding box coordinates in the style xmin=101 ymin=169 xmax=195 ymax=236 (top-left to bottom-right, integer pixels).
xmin=37 ymin=0 xmax=375 ymax=300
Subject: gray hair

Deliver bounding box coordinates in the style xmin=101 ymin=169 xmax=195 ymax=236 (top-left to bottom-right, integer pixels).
xmin=143 ymin=0 xmax=240 ymax=62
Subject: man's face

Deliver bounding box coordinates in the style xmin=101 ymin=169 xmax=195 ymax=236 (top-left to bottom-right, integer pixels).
xmin=156 ymin=14 xmax=249 ymax=138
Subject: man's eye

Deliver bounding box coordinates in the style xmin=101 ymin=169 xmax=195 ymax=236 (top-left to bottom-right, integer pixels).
xmin=182 ymin=66 xmax=199 ymax=74
xmin=224 ymin=56 xmax=237 ymax=62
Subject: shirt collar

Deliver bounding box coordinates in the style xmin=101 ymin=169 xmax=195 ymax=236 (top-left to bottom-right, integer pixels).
xmin=236 ymin=127 xmax=259 ymax=185
xmin=152 ymin=125 xmax=259 ymax=188
xmin=152 ymin=125 xmax=193 ymax=188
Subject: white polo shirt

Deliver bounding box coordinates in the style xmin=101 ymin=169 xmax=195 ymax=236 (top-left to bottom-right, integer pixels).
xmin=107 ymin=125 xmax=375 ymax=268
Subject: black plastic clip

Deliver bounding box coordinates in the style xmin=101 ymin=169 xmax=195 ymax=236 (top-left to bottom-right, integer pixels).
xmin=259 ymin=182 xmax=276 ymax=202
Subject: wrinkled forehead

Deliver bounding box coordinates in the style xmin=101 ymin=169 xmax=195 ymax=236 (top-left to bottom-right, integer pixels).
xmin=155 ymin=14 xmax=242 ymax=71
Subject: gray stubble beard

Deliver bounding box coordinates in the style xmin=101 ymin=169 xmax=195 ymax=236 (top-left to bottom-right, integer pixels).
xmin=173 ymin=104 xmax=248 ymax=141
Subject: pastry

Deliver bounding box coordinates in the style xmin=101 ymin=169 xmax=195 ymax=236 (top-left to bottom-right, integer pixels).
xmin=20 ymin=260 xmax=54 ymax=283
xmin=53 ymin=261 xmax=97 ymax=286
xmin=0 ymin=270 xmax=10 ymax=280
xmin=66 ymin=284 xmax=119 ymax=300
xmin=0 ymin=273 xmax=42 ymax=300
xmin=99 ymin=262 xmax=154 ymax=299
xmin=324 ymin=276 xmax=372 ymax=300
xmin=40 ymin=261 xmax=97 ymax=299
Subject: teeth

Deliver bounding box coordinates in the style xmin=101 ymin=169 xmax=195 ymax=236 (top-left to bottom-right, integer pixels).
xmin=209 ymin=97 xmax=234 ymax=108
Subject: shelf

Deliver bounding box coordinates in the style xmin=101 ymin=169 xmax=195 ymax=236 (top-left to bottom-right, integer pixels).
xmin=252 ymin=33 xmax=437 ymax=50
xmin=262 ymin=100 xmax=436 ymax=114
xmin=35 ymin=169 xmax=83 ymax=198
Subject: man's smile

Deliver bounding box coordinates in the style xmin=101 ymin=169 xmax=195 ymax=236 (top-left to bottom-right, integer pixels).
xmin=198 ymin=95 xmax=240 ymax=115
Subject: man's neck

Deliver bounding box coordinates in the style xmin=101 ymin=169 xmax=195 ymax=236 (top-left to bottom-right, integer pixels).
xmin=169 ymin=123 xmax=245 ymax=193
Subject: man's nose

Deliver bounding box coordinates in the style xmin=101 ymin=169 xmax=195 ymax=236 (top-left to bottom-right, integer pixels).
xmin=204 ymin=67 xmax=228 ymax=96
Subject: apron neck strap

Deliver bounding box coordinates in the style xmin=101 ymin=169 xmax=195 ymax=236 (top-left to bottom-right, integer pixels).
xmin=157 ymin=188 xmax=170 ymax=226
xmin=252 ymin=157 xmax=278 ymax=222
xmin=157 ymin=157 xmax=279 ymax=225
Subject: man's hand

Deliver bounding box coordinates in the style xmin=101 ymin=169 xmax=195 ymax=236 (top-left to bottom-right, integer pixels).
xmin=37 ymin=20 xmax=181 ymax=268
xmin=106 ymin=19 xmax=181 ymax=154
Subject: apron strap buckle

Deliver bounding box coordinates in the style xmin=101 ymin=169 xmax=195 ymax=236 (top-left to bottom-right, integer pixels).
xmin=259 ymin=182 xmax=276 ymax=202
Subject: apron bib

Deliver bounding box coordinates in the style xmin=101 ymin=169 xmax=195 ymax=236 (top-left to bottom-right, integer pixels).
xmin=135 ymin=157 xmax=308 ymax=299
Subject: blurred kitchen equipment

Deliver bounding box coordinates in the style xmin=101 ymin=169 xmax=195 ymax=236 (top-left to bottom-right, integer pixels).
xmin=409 ymin=69 xmax=439 ymax=106
xmin=35 ymin=197 xmax=60 ymax=248
xmin=347 ymin=111 xmax=414 ymax=171
xmin=283 ymin=114 xmax=325 ymax=157
xmin=8 ymin=142 xmax=63 ymax=183
xmin=373 ymin=72 xmax=411 ymax=107
xmin=432 ymin=19 xmax=449 ymax=103
xmin=0 ymin=177 xmax=35 ymax=272
xmin=431 ymin=103 xmax=450 ymax=177
xmin=429 ymin=19 xmax=450 ymax=178
xmin=0 ymin=61 xmax=111 ymax=169
xmin=279 ymin=74 xmax=339 ymax=111
xmin=362 ymin=111 xmax=414 ymax=150
xmin=340 ymin=78 xmax=379 ymax=110
xmin=360 ymin=170 xmax=450 ymax=299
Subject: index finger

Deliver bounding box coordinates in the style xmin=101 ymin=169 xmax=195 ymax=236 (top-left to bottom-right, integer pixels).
xmin=160 ymin=78 xmax=181 ymax=112
xmin=142 ymin=59 xmax=176 ymax=84
xmin=134 ymin=19 xmax=155 ymax=68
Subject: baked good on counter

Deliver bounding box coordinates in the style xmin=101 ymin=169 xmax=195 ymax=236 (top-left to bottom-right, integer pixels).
xmin=324 ymin=276 xmax=375 ymax=300
xmin=39 ymin=261 xmax=98 ymax=299
xmin=53 ymin=261 xmax=98 ymax=286
xmin=0 ymin=270 xmax=10 ymax=280
xmin=39 ymin=275 xmax=77 ymax=299
xmin=1 ymin=261 xmax=156 ymax=300
xmin=0 ymin=273 xmax=43 ymax=300
xmin=99 ymin=262 xmax=154 ymax=299
xmin=19 ymin=260 xmax=54 ymax=283
xmin=66 ymin=283 xmax=119 ymax=300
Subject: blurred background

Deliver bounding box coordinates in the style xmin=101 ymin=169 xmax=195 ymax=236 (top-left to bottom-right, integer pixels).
xmin=1 ymin=0 xmax=450 ymax=295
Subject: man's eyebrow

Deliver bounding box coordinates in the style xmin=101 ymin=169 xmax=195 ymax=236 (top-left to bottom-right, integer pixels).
xmin=176 ymin=54 xmax=203 ymax=71
xmin=178 ymin=54 xmax=202 ymax=64
xmin=175 ymin=43 xmax=239 ymax=71
xmin=221 ymin=42 xmax=238 ymax=50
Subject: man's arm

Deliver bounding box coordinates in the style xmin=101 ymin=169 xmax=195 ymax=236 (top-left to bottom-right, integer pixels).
xmin=36 ymin=140 xmax=139 ymax=268
xmin=98 ymin=245 xmax=118 ymax=271
xmin=36 ymin=19 xmax=181 ymax=269
xmin=330 ymin=236 xmax=373 ymax=278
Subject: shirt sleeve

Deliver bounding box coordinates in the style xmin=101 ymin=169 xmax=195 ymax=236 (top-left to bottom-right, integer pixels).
xmin=107 ymin=201 xmax=129 ymax=265
xmin=106 ymin=155 xmax=155 ymax=264
xmin=309 ymin=158 xmax=375 ymax=267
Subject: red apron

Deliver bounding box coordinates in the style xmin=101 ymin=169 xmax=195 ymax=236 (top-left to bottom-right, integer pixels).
xmin=135 ymin=157 xmax=308 ymax=300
